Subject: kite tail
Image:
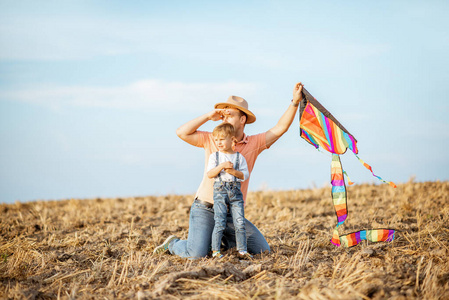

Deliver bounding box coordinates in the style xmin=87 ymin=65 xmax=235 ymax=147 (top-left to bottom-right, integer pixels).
xmin=342 ymin=170 xmax=354 ymax=185
xmin=331 ymin=154 xmax=348 ymax=246
xmin=331 ymin=154 xmax=396 ymax=247
xmin=354 ymin=154 xmax=397 ymax=188
xmin=339 ymin=229 xmax=395 ymax=247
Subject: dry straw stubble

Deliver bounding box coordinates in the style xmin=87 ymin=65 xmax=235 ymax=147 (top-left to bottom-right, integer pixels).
xmin=0 ymin=181 xmax=448 ymax=299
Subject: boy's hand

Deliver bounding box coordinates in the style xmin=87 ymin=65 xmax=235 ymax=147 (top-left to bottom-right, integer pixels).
xmin=224 ymin=168 xmax=235 ymax=174
xmin=221 ymin=161 xmax=233 ymax=170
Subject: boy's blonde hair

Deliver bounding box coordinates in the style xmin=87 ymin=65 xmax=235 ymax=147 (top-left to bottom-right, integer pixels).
xmin=212 ymin=123 xmax=235 ymax=138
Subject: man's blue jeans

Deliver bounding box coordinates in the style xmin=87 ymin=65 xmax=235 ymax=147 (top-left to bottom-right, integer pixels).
xmin=211 ymin=181 xmax=246 ymax=252
xmin=169 ymin=199 xmax=270 ymax=259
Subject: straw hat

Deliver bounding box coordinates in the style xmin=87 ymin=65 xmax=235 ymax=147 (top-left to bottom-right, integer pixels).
xmin=214 ymin=96 xmax=256 ymax=124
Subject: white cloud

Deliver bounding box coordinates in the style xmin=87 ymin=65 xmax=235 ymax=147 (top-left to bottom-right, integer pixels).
xmin=0 ymin=14 xmax=155 ymax=61
xmin=0 ymin=11 xmax=390 ymax=69
xmin=0 ymin=79 xmax=260 ymax=111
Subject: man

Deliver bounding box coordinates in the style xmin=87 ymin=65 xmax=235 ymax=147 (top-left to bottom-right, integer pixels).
xmin=154 ymin=82 xmax=304 ymax=258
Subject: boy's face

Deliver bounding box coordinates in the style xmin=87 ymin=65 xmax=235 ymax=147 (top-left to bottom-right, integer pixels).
xmin=214 ymin=133 xmax=234 ymax=152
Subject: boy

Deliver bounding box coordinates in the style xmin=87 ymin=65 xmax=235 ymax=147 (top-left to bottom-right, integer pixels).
xmin=207 ymin=123 xmax=250 ymax=258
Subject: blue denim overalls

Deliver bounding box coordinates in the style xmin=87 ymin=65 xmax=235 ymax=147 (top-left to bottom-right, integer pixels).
xmin=211 ymin=151 xmax=247 ymax=252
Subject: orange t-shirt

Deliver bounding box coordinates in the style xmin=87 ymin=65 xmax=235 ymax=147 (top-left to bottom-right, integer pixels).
xmin=195 ymin=131 xmax=269 ymax=203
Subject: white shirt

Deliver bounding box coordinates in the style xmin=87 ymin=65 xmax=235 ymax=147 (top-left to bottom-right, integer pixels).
xmin=206 ymin=151 xmax=249 ymax=182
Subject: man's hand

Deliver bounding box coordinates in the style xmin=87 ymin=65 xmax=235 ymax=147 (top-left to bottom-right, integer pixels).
xmin=292 ymin=82 xmax=304 ymax=105
xmin=208 ymin=109 xmax=228 ymax=121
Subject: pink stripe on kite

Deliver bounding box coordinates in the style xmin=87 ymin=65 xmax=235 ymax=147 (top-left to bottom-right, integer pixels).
xmin=324 ymin=116 xmax=335 ymax=152
xmin=331 ymin=179 xmax=345 ymax=186
xmin=386 ymin=230 xmax=395 ymax=241
xmin=337 ymin=215 xmax=347 ymax=222
xmin=305 ymin=103 xmax=316 ymax=116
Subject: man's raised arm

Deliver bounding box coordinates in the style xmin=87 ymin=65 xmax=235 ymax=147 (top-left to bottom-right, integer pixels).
xmin=265 ymin=82 xmax=304 ymax=148
xmin=176 ymin=110 xmax=225 ymax=146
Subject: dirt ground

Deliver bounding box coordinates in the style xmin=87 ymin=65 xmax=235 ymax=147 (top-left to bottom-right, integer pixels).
xmin=1 ymin=180 xmax=448 ymax=299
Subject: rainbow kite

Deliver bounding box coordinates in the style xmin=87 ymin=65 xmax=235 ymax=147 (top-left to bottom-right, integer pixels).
xmin=299 ymin=88 xmax=396 ymax=247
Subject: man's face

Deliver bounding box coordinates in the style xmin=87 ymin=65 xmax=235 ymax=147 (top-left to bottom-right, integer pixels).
xmin=221 ymin=107 xmax=245 ymax=130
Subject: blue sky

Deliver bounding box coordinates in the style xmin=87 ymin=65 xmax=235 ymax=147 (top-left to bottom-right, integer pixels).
xmin=1 ymin=1 xmax=448 ymax=203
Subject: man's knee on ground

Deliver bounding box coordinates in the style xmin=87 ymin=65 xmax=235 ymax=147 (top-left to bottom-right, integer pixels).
xmin=186 ymin=246 xmax=210 ymax=259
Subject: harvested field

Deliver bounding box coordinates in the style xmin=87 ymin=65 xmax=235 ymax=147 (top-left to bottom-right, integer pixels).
xmin=1 ymin=180 xmax=448 ymax=299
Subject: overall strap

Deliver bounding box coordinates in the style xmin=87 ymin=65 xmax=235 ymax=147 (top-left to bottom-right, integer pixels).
xmin=234 ymin=152 xmax=240 ymax=182
xmin=216 ymin=151 xmax=222 ymax=182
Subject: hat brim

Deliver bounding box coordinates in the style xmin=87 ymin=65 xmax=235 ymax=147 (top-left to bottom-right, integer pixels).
xmin=214 ymin=103 xmax=256 ymax=124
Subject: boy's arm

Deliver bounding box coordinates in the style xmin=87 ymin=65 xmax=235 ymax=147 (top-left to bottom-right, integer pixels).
xmin=224 ymin=168 xmax=244 ymax=180
xmin=225 ymin=154 xmax=249 ymax=181
xmin=176 ymin=109 xmax=227 ymax=146
xmin=237 ymin=156 xmax=249 ymax=181
xmin=207 ymin=161 xmax=233 ymax=179
xmin=265 ymin=82 xmax=304 ymax=148
xmin=207 ymin=165 xmax=224 ymax=179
